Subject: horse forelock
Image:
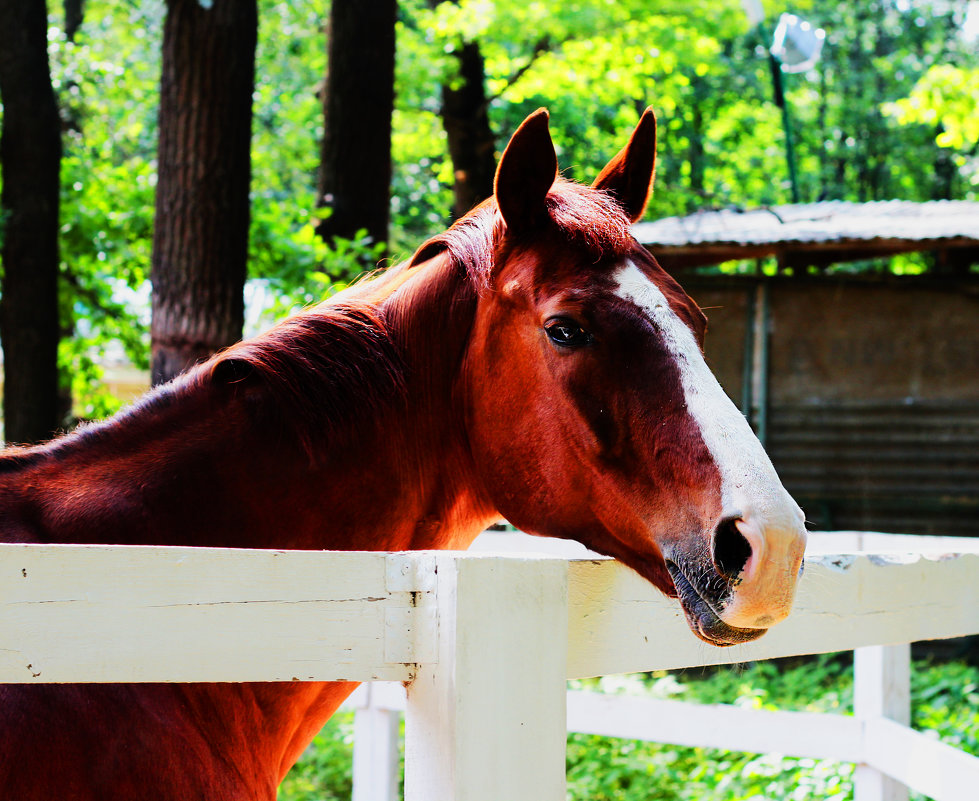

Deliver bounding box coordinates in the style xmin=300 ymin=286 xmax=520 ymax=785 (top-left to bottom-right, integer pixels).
xmin=542 ymin=179 xmax=634 ymax=259
xmin=408 ymin=178 xmax=635 ymax=291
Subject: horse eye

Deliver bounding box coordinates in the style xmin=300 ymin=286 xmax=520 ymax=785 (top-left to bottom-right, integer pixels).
xmin=544 ymin=318 xmax=594 ymax=349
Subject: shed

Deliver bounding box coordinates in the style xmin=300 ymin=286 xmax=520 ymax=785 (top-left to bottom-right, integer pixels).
xmin=633 ymin=200 xmax=979 ymax=272
xmin=633 ymin=202 xmax=979 ymax=537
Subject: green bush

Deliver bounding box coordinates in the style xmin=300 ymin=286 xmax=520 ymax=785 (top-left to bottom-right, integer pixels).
xmin=279 ymin=655 xmax=979 ymax=801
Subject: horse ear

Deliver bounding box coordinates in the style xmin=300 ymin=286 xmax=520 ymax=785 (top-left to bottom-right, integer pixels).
xmin=211 ymin=357 xmax=255 ymax=386
xmin=592 ymin=107 xmax=657 ymax=223
xmin=494 ymin=108 xmax=558 ymax=233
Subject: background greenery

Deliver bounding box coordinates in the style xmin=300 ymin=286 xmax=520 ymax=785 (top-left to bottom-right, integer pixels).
xmin=14 ymin=0 xmax=976 ymax=415
xmin=278 ymin=654 xmax=979 ymax=801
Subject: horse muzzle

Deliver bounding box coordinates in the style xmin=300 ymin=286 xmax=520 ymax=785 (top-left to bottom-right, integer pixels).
xmin=666 ymin=507 xmax=807 ymax=645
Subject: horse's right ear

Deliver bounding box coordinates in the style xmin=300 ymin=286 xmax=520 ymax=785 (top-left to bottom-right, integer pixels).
xmin=494 ymin=108 xmax=557 ymax=234
xmin=592 ymin=107 xmax=657 ymax=222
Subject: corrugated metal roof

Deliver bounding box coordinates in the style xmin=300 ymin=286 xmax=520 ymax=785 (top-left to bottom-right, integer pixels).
xmin=633 ymin=200 xmax=979 ymax=269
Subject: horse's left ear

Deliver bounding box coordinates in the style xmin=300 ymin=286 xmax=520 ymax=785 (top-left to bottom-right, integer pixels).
xmin=494 ymin=108 xmax=558 ymax=234
xmin=592 ymin=107 xmax=657 ymax=223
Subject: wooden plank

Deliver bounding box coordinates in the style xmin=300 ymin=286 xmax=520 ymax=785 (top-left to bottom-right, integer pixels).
xmin=567 ymin=552 xmax=979 ymax=677
xmin=807 ymin=532 xmax=979 ymax=554
xmin=566 ymin=691 xmax=862 ymax=761
xmin=352 ymin=684 xmax=402 ymax=801
xmin=0 ymin=544 xmax=431 ymax=683
xmin=404 ymin=554 xmax=568 ymax=801
xmin=864 ymin=717 xmax=979 ymax=801
xmin=347 ymin=685 xmax=863 ymax=761
xmin=854 ymin=644 xmax=911 ymax=801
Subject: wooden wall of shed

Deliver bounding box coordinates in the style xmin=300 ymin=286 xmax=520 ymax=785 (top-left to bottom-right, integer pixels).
xmin=685 ymin=276 xmax=979 ymax=537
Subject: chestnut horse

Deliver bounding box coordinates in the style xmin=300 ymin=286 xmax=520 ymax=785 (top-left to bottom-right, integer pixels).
xmin=0 ymin=109 xmax=806 ymax=800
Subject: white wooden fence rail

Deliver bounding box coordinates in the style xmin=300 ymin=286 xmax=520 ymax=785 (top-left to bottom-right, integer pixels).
xmin=1 ymin=533 xmax=977 ymax=801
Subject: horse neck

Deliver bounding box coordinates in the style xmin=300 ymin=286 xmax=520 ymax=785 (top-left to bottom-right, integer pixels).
xmin=367 ymin=250 xmax=499 ymax=548
xmin=0 ymin=254 xmax=497 ymax=554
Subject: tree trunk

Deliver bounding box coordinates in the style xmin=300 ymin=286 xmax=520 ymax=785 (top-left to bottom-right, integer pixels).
xmin=150 ymin=0 xmax=257 ymax=386
xmin=64 ymin=0 xmax=84 ymax=41
xmin=441 ymin=40 xmax=497 ymax=219
xmin=316 ymin=0 xmax=396 ymax=249
xmin=0 ymin=0 xmax=63 ymax=444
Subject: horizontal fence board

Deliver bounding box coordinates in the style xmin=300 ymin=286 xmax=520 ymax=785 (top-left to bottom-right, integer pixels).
xmin=805 ymin=532 xmax=979 ymax=554
xmin=864 ymin=717 xmax=979 ymax=801
xmin=6 ymin=544 xmax=979 ymax=685
xmin=567 ymin=552 xmax=979 ymax=677
xmin=0 ymin=544 xmax=430 ymax=683
xmin=566 ymin=691 xmax=862 ymax=762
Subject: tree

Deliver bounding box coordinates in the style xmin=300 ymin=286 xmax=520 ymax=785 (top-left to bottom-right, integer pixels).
xmin=440 ymin=39 xmax=497 ymax=219
xmin=150 ymin=0 xmax=257 ymax=386
xmin=0 ymin=0 xmax=63 ymax=443
xmin=64 ymin=0 xmax=85 ymax=42
xmin=316 ymin=0 xmax=397 ymax=250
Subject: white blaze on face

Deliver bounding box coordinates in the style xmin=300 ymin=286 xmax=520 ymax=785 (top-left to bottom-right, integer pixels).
xmin=613 ymin=260 xmax=806 ymax=628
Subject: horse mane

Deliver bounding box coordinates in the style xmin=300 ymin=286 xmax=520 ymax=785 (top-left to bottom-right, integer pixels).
xmin=201 ymin=301 xmax=406 ymax=458
xmin=0 ymin=302 xmax=406 ymax=472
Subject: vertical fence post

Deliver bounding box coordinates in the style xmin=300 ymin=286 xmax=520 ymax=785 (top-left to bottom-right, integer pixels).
xmin=352 ymin=684 xmax=401 ymax=801
xmin=404 ymin=553 xmax=568 ymax=801
xmin=854 ymin=644 xmax=911 ymax=801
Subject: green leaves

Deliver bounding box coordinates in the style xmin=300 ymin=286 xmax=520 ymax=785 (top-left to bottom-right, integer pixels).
xmin=26 ymin=0 xmax=979 ymax=414
xmin=886 ymin=64 xmax=979 ymax=151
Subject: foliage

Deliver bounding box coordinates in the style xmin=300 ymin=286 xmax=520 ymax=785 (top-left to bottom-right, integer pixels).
xmin=277 ymin=655 xmax=979 ymax=801
xmin=48 ymin=3 xmax=161 ymax=417
xmin=277 ymin=712 xmax=357 ymax=801
xmin=2 ymin=0 xmax=975 ymax=405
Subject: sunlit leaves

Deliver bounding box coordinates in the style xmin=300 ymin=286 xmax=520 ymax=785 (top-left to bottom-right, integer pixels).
xmin=885 ymin=64 xmax=979 ymax=151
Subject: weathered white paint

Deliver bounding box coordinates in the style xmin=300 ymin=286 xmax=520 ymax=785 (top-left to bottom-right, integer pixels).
xmin=6 ymin=544 xmax=979 ymax=685
xmin=855 ymin=644 xmax=911 ymax=801
xmin=404 ymin=554 xmax=568 ymax=801
xmin=567 ymin=552 xmax=979 ymax=677
xmin=805 ymin=531 xmax=979 ymax=555
xmin=613 ymin=261 xmax=806 ymax=629
xmin=0 ymin=544 xmax=434 ymax=683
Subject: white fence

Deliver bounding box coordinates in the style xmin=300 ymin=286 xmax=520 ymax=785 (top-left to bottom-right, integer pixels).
xmin=2 ymin=532 xmax=978 ymax=800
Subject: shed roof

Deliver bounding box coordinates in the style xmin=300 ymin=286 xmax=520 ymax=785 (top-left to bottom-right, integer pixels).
xmin=632 ymin=200 xmax=979 ymax=270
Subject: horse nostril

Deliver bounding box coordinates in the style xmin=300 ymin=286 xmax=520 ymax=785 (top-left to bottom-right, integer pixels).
xmin=712 ymin=516 xmax=752 ymax=580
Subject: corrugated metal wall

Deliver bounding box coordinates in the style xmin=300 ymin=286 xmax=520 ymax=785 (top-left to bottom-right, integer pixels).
xmin=686 ymin=276 xmax=979 ymax=537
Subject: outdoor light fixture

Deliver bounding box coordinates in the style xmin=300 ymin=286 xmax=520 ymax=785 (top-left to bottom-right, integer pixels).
xmin=740 ymin=2 xmax=827 ymax=203
xmin=771 ymin=13 xmax=826 ymax=73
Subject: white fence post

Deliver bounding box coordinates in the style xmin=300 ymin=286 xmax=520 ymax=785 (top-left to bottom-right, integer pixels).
xmin=352 ymin=684 xmax=401 ymax=801
xmin=404 ymin=554 xmax=568 ymax=801
xmin=854 ymin=643 xmax=911 ymax=801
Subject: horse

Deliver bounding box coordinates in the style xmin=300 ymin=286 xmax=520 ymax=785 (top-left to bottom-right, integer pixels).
xmin=0 ymin=108 xmax=806 ymax=800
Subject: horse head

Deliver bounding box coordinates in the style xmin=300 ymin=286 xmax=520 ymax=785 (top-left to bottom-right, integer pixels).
xmin=462 ymin=108 xmax=807 ymax=646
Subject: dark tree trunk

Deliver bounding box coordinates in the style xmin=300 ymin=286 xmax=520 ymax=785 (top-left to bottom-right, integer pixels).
xmin=441 ymin=40 xmax=497 ymax=219
xmin=0 ymin=0 xmax=63 ymax=444
xmin=151 ymin=0 xmax=257 ymax=386
xmin=316 ymin=0 xmax=396 ymax=249
xmin=64 ymin=0 xmax=84 ymax=41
